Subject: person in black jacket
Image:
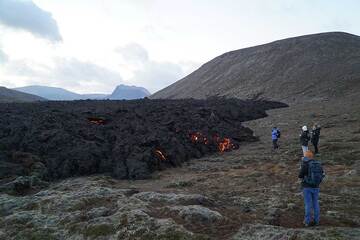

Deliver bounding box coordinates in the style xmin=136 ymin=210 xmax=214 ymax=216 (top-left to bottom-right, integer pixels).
xmin=300 ymin=126 xmax=311 ymax=156
xmin=311 ymin=124 xmax=321 ymax=154
xmin=298 ymin=150 xmax=324 ymax=227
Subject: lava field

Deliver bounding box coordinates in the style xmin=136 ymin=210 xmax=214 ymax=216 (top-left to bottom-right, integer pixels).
xmin=0 ymin=98 xmax=286 ymax=182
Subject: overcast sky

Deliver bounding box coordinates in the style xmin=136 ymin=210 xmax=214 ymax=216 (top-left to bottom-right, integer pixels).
xmin=0 ymin=0 xmax=359 ymax=94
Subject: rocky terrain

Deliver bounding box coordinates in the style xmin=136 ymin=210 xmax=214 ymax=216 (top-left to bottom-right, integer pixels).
xmin=0 ymin=87 xmax=45 ymax=103
xmin=0 ymin=98 xmax=285 ymax=194
xmin=151 ymin=32 xmax=360 ymax=104
xmin=0 ymin=95 xmax=359 ymax=239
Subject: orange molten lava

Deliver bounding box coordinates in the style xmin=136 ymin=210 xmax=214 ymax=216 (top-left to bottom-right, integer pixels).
xmin=155 ymin=149 xmax=166 ymax=161
xmin=88 ymin=117 xmax=106 ymax=125
xmin=190 ymin=132 xmax=234 ymax=152
xmin=218 ymin=138 xmax=233 ymax=152
xmin=190 ymin=132 xmax=205 ymax=143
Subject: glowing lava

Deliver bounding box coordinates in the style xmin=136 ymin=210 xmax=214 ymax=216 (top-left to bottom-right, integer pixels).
xmin=154 ymin=149 xmax=166 ymax=161
xmin=190 ymin=132 xmax=207 ymax=143
xmin=218 ymin=138 xmax=234 ymax=152
xmin=190 ymin=132 xmax=234 ymax=152
xmin=88 ymin=117 xmax=106 ymax=125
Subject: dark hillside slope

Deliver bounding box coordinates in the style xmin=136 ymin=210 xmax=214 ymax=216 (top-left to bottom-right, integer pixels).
xmin=151 ymin=32 xmax=360 ymax=104
xmin=0 ymin=87 xmax=45 ymax=102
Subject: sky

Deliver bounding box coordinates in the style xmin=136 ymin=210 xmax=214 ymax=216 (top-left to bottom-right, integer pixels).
xmin=0 ymin=0 xmax=359 ymax=94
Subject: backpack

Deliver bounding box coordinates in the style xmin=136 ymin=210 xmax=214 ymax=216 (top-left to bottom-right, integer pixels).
xmin=276 ymin=130 xmax=281 ymax=138
xmin=304 ymin=160 xmax=324 ymax=187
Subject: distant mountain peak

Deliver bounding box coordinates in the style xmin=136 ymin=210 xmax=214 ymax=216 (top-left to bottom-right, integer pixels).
xmin=109 ymin=85 xmax=150 ymax=100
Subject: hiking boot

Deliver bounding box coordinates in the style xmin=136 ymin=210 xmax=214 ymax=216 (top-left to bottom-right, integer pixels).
xmin=303 ymin=221 xmax=311 ymax=227
xmin=314 ymin=222 xmax=320 ymax=226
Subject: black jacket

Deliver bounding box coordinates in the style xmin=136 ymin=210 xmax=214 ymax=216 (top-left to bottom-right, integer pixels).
xmin=299 ymin=158 xmax=318 ymax=188
xmin=311 ymin=128 xmax=321 ymax=143
xmin=300 ymin=131 xmax=310 ymax=146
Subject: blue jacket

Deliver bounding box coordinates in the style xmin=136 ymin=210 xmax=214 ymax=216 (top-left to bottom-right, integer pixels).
xmin=272 ymin=129 xmax=278 ymax=140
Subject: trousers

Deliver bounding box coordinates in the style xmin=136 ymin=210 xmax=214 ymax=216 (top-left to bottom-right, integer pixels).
xmin=303 ymin=188 xmax=320 ymax=225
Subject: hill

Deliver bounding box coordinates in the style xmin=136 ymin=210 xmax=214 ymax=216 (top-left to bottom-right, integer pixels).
xmin=109 ymin=84 xmax=150 ymax=100
xmin=151 ymin=32 xmax=360 ymax=104
xmin=14 ymin=85 xmax=150 ymax=100
xmin=14 ymin=85 xmax=91 ymax=100
xmin=0 ymin=86 xmax=46 ymax=102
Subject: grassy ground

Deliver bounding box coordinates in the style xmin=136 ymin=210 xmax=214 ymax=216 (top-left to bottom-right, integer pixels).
xmin=3 ymin=96 xmax=358 ymax=240
xmin=111 ymin=96 xmax=360 ymax=239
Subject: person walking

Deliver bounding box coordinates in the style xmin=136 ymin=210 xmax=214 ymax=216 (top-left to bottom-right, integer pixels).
xmin=300 ymin=126 xmax=311 ymax=156
xmin=298 ymin=151 xmax=325 ymax=227
xmin=311 ymin=124 xmax=321 ymax=154
xmin=272 ymin=127 xmax=280 ymax=149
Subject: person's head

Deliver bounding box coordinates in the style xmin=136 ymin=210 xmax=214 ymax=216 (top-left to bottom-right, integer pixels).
xmin=304 ymin=150 xmax=314 ymax=159
xmin=302 ymin=126 xmax=308 ymax=132
xmin=273 ymin=126 xmax=277 ymax=130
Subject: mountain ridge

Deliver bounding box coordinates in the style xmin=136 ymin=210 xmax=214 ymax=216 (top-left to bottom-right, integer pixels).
xmin=151 ymin=32 xmax=360 ymax=104
xmin=14 ymin=84 xmax=150 ymax=100
xmin=0 ymin=87 xmax=46 ymax=102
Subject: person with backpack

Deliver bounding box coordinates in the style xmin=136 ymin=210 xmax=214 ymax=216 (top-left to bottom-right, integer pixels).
xmin=272 ymin=127 xmax=281 ymax=149
xmin=298 ymin=150 xmax=325 ymax=227
xmin=300 ymin=126 xmax=311 ymax=156
xmin=311 ymin=124 xmax=321 ymax=154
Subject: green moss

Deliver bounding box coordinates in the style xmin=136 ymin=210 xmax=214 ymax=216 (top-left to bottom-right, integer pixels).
xmin=166 ymin=181 xmax=194 ymax=188
xmin=84 ymin=223 xmax=116 ymax=238
xmin=140 ymin=228 xmax=210 ymax=240
xmin=15 ymin=229 xmax=57 ymax=240
xmin=67 ymin=197 xmax=106 ymax=212
xmin=326 ymin=229 xmax=345 ymax=240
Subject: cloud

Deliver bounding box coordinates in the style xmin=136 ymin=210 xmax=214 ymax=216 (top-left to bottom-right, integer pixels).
xmin=3 ymin=57 xmax=124 ymax=93
xmin=115 ymin=42 xmax=188 ymax=93
xmin=115 ymin=43 xmax=149 ymax=65
xmin=0 ymin=49 xmax=8 ymax=63
xmin=52 ymin=58 xmax=123 ymax=89
xmin=0 ymin=0 xmax=62 ymax=42
xmin=130 ymin=61 xmax=184 ymax=93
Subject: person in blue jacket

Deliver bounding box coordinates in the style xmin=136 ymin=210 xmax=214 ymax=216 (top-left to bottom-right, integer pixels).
xmin=272 ymin=127 xmax=281 ymax=149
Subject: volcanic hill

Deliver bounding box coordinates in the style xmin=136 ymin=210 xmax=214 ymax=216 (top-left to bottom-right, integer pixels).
xmin=151 ymin=32 xmax=360 ymax=104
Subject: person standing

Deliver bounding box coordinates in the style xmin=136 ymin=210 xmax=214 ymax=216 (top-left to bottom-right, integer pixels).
xmin=300 ymin=126 xmax=311 ymax=156
xmin=298 ymin=151 xmax=325 ymax=227
xmin=272 ymin=127 xmax=280 ymax=149
xmin=311 ymin=124 xmax=321 ymax=154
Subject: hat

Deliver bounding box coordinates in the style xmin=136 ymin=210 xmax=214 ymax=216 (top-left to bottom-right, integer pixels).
xmin=302 ymin=126 xmax=308 ymax=131
xmin=304 ymin=151 xmax=314 ymax=159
